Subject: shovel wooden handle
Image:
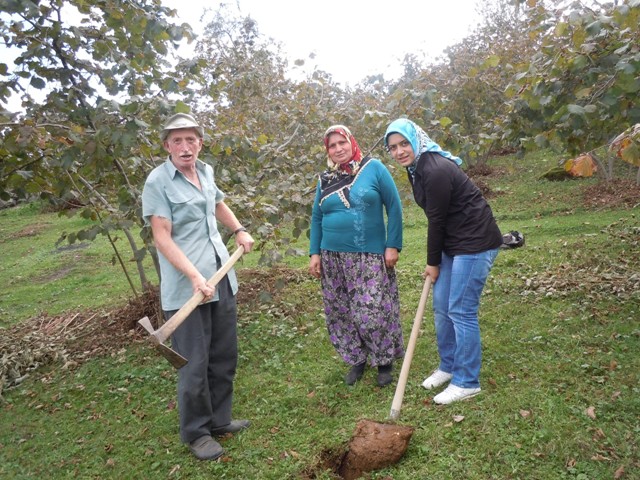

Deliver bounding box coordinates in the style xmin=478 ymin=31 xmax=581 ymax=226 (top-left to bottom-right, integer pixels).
xmin=389 ymin=276 xmax=432 ymax=421
xmin=152 ymin=246 xmax=245 ymax=344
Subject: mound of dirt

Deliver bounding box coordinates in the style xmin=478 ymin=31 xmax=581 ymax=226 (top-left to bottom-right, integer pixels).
xmin=301 ymin=419 xmax=414 ymax=480
xmin=338 ymin=419 xmax=414 ymax=480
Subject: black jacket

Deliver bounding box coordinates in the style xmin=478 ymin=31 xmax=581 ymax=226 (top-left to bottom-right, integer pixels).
xmin=409 ymin=152 xmax=503 ymax=266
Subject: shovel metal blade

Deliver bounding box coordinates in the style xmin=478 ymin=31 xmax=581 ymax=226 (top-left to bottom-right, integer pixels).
xmin=138 ymin=316 xmax=188 ymax=369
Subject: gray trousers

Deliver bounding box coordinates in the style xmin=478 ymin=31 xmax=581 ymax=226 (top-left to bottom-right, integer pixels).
xmin=164 ymin=275 xmax=238 ymax=444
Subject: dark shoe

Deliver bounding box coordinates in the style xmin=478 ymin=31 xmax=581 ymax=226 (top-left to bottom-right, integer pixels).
xmin=210 ymin=419 xmax=250 ymax=436
xmin=189 ymin=435 xmax=224 ymax=460
xmin=501 ymin=230 xmax=525 ymax=249
xmin=377 ymin=364 xmax=393 ymax=387
xmin=344 ymin=362 xmax=366 ymax=385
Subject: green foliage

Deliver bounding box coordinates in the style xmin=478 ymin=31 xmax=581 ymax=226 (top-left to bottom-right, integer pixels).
xmin=0 ymin=0 xmax=201 ymax=292
xmin=382 ymin=0 xmax=535 ymax=166
xmin=610 ymin=123 xmax=640 ymax=172
xmin=505 ymin=0 xmax=640 ymax=156
xmin=2 ymin=0 xmax=639 ymax=301
xmin=190 ymin=5 xmax=396 ymax=264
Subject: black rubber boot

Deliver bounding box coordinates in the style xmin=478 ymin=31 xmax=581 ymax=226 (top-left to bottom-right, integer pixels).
xmin=377 ymin=363 xmax=393 ymax=387
xmin=344 ymin=362 xmax=366 ymax=385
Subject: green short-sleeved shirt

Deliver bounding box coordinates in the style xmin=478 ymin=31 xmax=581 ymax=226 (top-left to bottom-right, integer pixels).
xmin=141 ymin=158 xmax=238 ymax=310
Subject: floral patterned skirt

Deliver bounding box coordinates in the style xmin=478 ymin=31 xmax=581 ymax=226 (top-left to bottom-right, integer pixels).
xmin=320 ymin=250 xmax=404 ymax=367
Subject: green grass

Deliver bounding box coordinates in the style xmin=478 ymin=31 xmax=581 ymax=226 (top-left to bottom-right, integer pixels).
xmin=1 ymin=150 xmax=638 ymax=479
xmin=0 ymin=203 xmax=159 ymax=327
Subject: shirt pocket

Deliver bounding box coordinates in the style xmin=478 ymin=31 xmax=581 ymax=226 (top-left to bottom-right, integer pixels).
xmin=165 ymin=189 xmax=203 ymax=225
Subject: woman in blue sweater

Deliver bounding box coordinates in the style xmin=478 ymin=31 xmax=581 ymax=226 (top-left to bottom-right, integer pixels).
xmin=309 ymin=125 xmax=404 ymax=387
xmin=385 ymin=118 xmax=503 ymax=404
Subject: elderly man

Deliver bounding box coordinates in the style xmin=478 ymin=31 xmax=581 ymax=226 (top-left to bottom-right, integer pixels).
xmin=142 ymin=113 xmax=255 ymax=460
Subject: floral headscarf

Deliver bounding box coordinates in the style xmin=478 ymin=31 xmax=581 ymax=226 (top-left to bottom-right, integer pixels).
xmin=319 ymin=125 xmax=371 ymax=207
xmin=384 ymin=118 xmax=462 ymax=171
xmin=323 ymin=124 xmax=363 ymax=174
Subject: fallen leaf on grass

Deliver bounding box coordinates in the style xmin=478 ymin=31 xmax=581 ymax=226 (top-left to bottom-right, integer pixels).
xmin=166 ymin=399 xmax=176 ymax=410
xmin=611 ymin=391 xmax=621 ymax=401
xmin=169 ymin=464 xmax=180 ymax=476
xmin=520 ymin=409 xmax=531 ymax=418
xmin=566 ymin=458 xmax=577 ymax=468
xmin=280 ymin=450 xmax=300 ymax=460
xmin=306 ymin=390 xmax=316 ymax=398
xmin=591 ymin=454 xmax=610 ymax=461
xmin=614 ymin=465 xmax=625 ymax=478
xmin=586 ymin=406 xmax=596 ymax=419
xmin=488 ymin=377 xmax=497 ymax=387
xmin=453 ymin=415 xmax=465 ymax=423
xmin=106 ymin=458 xmax=115 ymax=467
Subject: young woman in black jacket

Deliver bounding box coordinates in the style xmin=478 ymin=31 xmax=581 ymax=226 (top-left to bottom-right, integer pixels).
xmin=385 ymin=118 xmax=503 ymax=405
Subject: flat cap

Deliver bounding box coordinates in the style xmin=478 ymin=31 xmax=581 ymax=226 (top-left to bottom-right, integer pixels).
xmin=160 ymin=113 xmax=204 ymax=141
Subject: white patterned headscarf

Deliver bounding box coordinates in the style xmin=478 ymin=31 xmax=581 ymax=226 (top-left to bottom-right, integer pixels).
xmin=384 ymin=118 xmax=462 ymax=167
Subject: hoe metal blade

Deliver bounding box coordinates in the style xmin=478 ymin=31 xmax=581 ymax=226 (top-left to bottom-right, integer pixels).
xmin=138 ymin=316 xmax=188 ymax=369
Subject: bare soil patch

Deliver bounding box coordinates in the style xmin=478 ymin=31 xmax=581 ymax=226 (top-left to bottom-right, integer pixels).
xmin=466 ymin=164 xmax=507 ymax=198
xmin=582 ymin=179 xmax=640 ymax=209
xmin=5 ymin=222 xmax=51 ymax=241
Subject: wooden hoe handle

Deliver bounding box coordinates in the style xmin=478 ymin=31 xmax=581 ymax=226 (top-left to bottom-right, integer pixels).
xmin=389 ymin=276 xmax=432 ymax=421
xmin=152 ymin=246 xmax=245 ymax=344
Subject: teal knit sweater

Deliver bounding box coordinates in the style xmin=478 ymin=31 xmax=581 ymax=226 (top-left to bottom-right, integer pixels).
xmin=309 ymin=158 xmax=402 ymax=255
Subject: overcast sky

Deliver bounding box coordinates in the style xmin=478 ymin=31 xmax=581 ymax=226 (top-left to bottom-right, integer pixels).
xmin=162 ymin=0 xmax=483 ymax=85
xmin=0 ymin=1 xmax=483 ymax=112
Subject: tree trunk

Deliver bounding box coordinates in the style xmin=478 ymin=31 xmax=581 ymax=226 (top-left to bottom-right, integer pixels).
xmin=589 ymin=152 xmax=610 ymax=182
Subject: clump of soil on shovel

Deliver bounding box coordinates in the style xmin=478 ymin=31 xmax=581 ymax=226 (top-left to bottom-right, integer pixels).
xmin=303 ymin=419 xmax=414 ymax=479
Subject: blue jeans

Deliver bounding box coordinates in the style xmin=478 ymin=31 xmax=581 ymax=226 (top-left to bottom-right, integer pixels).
xmin=432 ymin=248 xmax=499 ymax=388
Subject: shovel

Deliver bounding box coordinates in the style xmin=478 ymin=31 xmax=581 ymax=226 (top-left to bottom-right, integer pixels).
xmin=338 ymin=276 xmax=432 ymax=480
xmin=138 ymin=246 xmax=245 ymax=369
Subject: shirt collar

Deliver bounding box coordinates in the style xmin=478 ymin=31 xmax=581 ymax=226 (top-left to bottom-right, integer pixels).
xmin=164 ymin=156 xmax=205 ymax=179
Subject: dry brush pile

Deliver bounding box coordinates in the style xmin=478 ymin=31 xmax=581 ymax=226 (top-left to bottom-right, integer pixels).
xmin=0 ymin=289 xmax=161 ymax=399
xmin=0 ymin=267 xmax=309 ymax=400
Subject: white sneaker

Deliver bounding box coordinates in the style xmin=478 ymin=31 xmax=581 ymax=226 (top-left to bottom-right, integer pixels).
xmin=433 ymin=384 xmax=481 ymax=405
xmin=421 ymin=369 xmax=453 ymax=390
